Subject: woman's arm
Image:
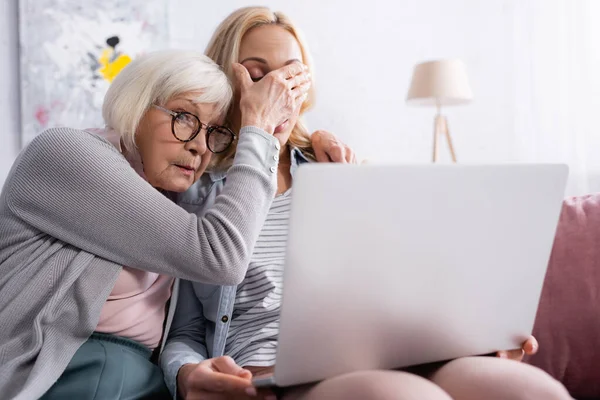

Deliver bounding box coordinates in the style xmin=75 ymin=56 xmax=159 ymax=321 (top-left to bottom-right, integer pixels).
xmin=161 ymin=282 xmax=257 ymax=399
xmin=160 ymin=280 xmax=210 ymax=397
xmin=5 ymin=126 xmax=278 ymax=284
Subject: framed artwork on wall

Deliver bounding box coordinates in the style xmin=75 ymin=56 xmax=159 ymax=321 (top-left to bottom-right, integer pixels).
xmin=18 ymin=0 xmax=169 ymax=146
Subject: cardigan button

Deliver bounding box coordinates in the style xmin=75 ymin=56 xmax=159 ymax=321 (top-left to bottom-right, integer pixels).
xmin=221 ymin=315 xmax=229 ymax=323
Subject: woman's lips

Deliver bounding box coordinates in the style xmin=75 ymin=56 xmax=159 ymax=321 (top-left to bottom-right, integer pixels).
xmin=175 ymin=165 xmax=195 ymax=176
xmin=274 ymin=120 xmax=289 ymax=134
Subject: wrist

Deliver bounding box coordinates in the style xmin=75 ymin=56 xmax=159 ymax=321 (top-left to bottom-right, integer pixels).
xmin=241 ymin=116 xmax=275 ymax=135
xmin=177 ymin=363 xmax=196 ymax=399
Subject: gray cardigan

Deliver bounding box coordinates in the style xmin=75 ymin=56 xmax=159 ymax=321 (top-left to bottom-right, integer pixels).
xmin=0 ymin=126 xmax=279 ymax=400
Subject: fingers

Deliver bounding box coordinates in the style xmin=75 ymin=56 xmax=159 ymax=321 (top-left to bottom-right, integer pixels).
xmin=239 ymin=368 xmax=253 ymax=380
xmin=211 ymin=356 xmax=250 ymax=377
xmin=496 ymin=336 xmax=539 ymax=362
xmin=522 ymin=335 xmax=539 ymax=355
xmin=191 ymin=357 xmax=255 ymax=396
xmin=328 ymin=142 xmax=347 ymax=163
xmin=312 ymin=132 xmax=331 ymax=162
xmin=237 ymin=61 xmax=310 ymax=134
xmin=287 ymin=66 xmax=311 ymax=102
xmin=200 ymin=369 xmax=255 ymax=395
xmin=344 ymin=145 xmax=356 ymax=163
xmin=287 ymin=70 xmax=311 ymax=90
xmin=212 ymin=356 xmax=252 ymax=380
xmin=274 ymin=61 xmax=307 ymax=80
xmin=311 ymin=130 xmax=350 ymax=163
xmin=232 ymin=63 xmax=253 ymax=91
xmin=292 ymin=95 xmax=308 ymax=117
xmin=496 ymin=336 xmax=538 ymax=361
xmin=292 ymin=82 xmax=311 ymax=100
xmin=496 ymin=348 xmax=525 ymax=361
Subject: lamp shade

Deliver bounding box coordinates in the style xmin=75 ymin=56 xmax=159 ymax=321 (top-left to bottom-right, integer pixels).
xmin=406 ymin=59 xmax=473 ymax=107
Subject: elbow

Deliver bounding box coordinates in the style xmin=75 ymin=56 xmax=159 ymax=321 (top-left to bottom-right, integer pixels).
xmin=219 ymin=274 xmax=245 ymax=286
xmin=217 ymin=250 xmax=251 ymax=285
xmin=219 ymin=260 xmax=249 ymax=285
xmin=198 ymin=227 xmax=256 ymax=285
xmin=229 ymin=269 xmax=247 ymax=285
xmin=182 ymin=254 xmax=249 ymax=285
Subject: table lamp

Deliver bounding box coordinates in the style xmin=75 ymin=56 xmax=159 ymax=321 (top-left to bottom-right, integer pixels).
xmin=406 ymin=59 xmax=473 ymax=162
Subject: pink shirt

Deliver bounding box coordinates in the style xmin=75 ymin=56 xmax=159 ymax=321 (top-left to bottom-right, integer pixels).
xmin=90 ymin=128 xmax=174 ymax=349
xmin=96 ymin=269 xmax=173 ymax=349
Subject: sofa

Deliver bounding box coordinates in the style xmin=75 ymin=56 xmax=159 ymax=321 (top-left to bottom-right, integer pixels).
xmin=524 ymin=194 xmax=600 ymax=400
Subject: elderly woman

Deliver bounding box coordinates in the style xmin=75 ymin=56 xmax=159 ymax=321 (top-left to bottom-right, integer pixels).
xmin=0 ymin=49 xmax=354 ymax=399
xmin=161 ymin=7 xmax=571 ymax=400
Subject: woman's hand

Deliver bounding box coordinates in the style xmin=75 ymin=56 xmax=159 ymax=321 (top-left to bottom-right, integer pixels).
xmin=177 ymin=356 xmax=257 ymax=399
xmin=233 ymin=62 xmax=311 ymax=135
xmin=496 ymin=335 xmax=539 ymax=361
xmin=311 ymin=129 xmax=357 ymax=163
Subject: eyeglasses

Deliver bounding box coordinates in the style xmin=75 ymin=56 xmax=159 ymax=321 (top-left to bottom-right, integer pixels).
xmin=153 ymin=105 xmax=236 ymax=154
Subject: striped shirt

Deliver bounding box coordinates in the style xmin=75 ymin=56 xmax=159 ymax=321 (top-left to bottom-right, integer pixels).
xmin=224 ymin=189 xmax=292 ymax=367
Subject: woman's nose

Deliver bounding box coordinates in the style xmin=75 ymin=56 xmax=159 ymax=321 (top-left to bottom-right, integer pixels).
xmin=184 ymin=128 xmax=208 ymax=155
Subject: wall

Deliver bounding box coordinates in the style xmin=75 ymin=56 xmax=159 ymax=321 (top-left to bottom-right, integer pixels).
xmin=2 ymin=0 xmax=597 ymax=194
xmin=170 ymin=0 xmax=518 ymax=165
xmin=0 ymin=0 xmax=20 ymax=186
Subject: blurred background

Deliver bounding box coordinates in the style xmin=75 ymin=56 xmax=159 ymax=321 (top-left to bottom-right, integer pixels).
xmin=1 ymin=0 xmax=599 ymax=195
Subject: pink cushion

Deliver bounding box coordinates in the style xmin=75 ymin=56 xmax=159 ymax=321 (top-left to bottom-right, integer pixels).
xmin=525 ymin=194 xmax=600 ymax=398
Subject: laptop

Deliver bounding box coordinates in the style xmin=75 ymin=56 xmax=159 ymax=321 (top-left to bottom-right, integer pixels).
xmin=253 ymin=163 xmax=568 ymax=388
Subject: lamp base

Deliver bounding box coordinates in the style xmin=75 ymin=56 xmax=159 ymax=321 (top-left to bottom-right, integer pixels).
xmin=432 ymin=114 xmax=457 ymax=163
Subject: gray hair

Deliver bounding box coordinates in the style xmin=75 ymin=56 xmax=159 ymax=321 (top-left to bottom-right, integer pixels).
xmin=102 ymin=50 xmax=233 ymax=152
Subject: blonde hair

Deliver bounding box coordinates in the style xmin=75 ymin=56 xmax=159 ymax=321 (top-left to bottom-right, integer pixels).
xmin=205 ymin=6 xmax=316 ymax=168
xmin=103 ymin=50 xmax=232 ymax=153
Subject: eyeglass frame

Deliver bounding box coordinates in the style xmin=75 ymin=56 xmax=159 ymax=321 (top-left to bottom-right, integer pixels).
xmin=152 ymin=105 xmax=236 ymax=154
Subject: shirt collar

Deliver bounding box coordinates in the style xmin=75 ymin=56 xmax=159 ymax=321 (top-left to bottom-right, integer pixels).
xmin=289 ymin=146 xmax=310 ymax=178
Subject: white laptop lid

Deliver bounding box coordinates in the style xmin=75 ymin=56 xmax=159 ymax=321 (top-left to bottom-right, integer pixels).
xmin=272 ymin=164 xmax=568 ymax=387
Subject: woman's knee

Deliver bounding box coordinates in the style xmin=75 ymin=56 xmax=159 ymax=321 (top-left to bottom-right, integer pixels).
xmin=430 ymin=357 xmax=571 ymax=400
xmin=289 ymin=370 xmax=452 ymax=400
